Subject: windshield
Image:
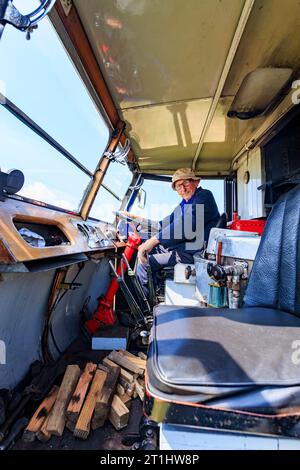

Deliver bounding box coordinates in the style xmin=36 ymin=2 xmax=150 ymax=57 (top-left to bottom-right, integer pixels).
xmin=0 ymin=0 xmax=110 ymax=212
xmin=90 ymin=158 xmax=133 ymax=223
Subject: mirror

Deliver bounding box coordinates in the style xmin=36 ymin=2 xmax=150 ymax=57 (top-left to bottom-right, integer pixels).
xmin=137 ymin=188 xmax=146 ymax=210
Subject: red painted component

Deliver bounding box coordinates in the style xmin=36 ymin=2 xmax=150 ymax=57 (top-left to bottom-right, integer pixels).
xmin=85 ymin=232 xmax=142 ymax=334
xmin=216 ymin=241 xmax=222 ymax=265
xmin=229 ymin=212 xmax=266 ymax=236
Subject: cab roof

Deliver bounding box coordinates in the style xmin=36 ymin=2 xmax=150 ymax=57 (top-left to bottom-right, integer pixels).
xmin=53 ymin=0 xmax=300 ymax=175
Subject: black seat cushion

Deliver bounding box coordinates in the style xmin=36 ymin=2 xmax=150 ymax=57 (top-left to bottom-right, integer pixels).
xmin=147 ymin=305 xmax=300 ymax=409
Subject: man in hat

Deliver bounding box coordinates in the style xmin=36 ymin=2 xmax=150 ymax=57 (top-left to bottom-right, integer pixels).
xmin=119 ymin=168 xmax=220 ymax=297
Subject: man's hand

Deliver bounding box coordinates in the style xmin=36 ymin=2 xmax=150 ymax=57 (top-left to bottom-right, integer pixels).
xmin=138 ymin=237 xmax=160 ymax=264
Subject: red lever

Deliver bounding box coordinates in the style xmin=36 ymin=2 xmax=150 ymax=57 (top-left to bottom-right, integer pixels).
xmin=85 ymin=232 xmax=142 ymax=334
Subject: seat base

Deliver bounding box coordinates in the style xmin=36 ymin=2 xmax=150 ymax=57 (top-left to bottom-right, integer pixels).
xmin=144 ymin=395 xmax=300 ymax=439
xmin=147 ymin=305 xmax=300 ymax=411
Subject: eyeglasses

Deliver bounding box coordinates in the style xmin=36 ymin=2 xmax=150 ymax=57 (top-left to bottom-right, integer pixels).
xmin=174 ymin=180 xmax=192 ymax=191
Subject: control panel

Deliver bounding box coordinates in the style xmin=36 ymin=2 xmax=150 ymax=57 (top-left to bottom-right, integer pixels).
xmin=70 ymin=219 xmax=118 ymax=249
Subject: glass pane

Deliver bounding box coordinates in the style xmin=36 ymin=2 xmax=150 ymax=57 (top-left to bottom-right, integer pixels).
xmin=0 ymin=106 xmax=91 ymax=212
xmin=90 ymin=160 xmax=133 ymax=222
xmin=90 ymin=185 xmax=122 ymax=223
xmin=130 ymin=178 xmax=224 ymax=221
xmin=201 ymin=179 xmax=224 ymax=213
xmin=131 ymin=179 xmax=179 ymax=221
xmin=101 ymin=158 xmax=133 ymax=198
xmin=0 ymin=0 xmax=109 ymax=172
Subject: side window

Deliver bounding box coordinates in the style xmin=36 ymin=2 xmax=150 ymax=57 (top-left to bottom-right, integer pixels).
xmin=0 ymin=0 xmax=110 ymax=212
xmin=201 ymin=179 xmax=224 ymax=214
xmin=131 ymin=179 xmax=179 ymax=221
xmin=130 ymin=178 xmax=224 ymax=221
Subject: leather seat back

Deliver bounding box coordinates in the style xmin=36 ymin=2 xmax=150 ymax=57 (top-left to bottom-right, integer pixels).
xmin=244 ymin=185 xmax=300 ymax=315
xmin=215 ymin=212 xmax=227 ymax=229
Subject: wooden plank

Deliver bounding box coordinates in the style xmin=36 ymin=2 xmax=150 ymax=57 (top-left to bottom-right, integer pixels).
xmin=138 ymin=352 xmax=147 ymax=361
xmin=108 ymin=351 xmax=144 ymax=375
xmin=47 ymin=365 xmax=81 ymax=436
xmin=126 ymin=382 xmax=135 ymax=397
xmin=98 ymin=363 xmax=110 ymax=374
xmin=22 ymin=385 xmax=59 ymax=442
xmin=116 ymin=383 xmax=125 ymax=396
xmin=119 ymin=350 xmax=146 ymax=369
xmin=36 ymin=415 xmax=52 ymax=443
xmin=73 ymin=369 xmax=107 ymax=440
xmin=118 ymin=377 xmax=131 ymax=390
xmin=109 ymin=395 xmax=129 ymax=430
xmin=103 ymin=357 xmax=136 ymax=383
xmin=134 ymin=379 xmax=145 ymax=401
xmin=92 ymin=366 xmax=120 ymax=430
xmin=66 ymin=363 xmax=97 ymax=423
xmin=117 ymin=392 xmax=131 ymax=408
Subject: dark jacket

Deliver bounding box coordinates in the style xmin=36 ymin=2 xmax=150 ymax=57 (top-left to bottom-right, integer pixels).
xmin=157 ymin=187 xmax=220 ymax=253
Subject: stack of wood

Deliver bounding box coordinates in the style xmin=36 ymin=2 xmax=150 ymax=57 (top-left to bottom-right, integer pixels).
xmin=22 ymin=350 xmax=147 ymax=443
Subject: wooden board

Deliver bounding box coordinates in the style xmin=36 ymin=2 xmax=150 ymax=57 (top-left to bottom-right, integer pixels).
xmin=138 ymin=352 xmax=147 ymax=361
xmin=73 ymin=369 xmax=107 ymax=440
xmin=22 ymin=385 xmax=59 ymax=442
xmin=67 ymin=363 xmax=97 ymax=423
xmin=103 ymin=357 xmax=136 ymax=383
xmin=36 ymin=415 xmax=52 ymax=443
xmin=92 ymin=366 xmax=120 ymax=430
xmin=108 ymin=351 xmax=144 ymax=376
xmin=47 ymin=365 xmax=81 ymax=437
xmin=117 ymin=392 xmax=131 ymax=408
xmin=134 ymin=379 xmax=145 ymax=401
xmin=109 ymin=395 xmax=130 ymax=430
xmin=119 ymin=350 xmax=146 ymax=369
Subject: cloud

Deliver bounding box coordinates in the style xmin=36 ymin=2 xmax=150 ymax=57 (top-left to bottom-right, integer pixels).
xmin=21 ymin=181 xmax=76 ymax=211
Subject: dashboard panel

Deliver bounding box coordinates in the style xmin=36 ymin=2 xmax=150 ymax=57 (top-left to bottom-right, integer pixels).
xmin=0 ymin=198 xmax=121 ymax=264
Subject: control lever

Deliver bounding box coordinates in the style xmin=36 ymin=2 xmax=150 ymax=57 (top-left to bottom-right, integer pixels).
xmin=108 ymin=260 xmax=147 ymax=328
xmin=122 ymin=254 xmax=152 ymax=319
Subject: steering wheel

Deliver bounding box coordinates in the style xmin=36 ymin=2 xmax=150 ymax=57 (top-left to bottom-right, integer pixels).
xmin=1 ymin=0 xmax=56 ymax=33
xmin=114 ymin=210 xmax=137 ymax=223
xmin=115 ymin=211 xmax=154 ymax=242
xmin=114 ymin=211 xmax=139 ymax=240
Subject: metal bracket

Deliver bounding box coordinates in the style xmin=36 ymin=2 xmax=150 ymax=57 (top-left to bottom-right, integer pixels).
xmin=59 ymin=282 xmax=82 ymax=291
xmin=59 ymin=0 xmax=72 ymax=17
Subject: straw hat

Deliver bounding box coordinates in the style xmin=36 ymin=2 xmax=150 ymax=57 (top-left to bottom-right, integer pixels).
xmin=171 ymin=168 xmax=200 ymax=190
